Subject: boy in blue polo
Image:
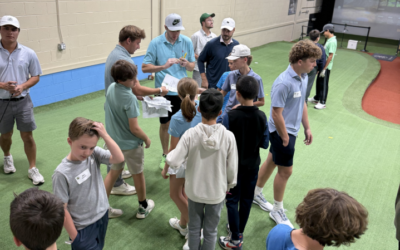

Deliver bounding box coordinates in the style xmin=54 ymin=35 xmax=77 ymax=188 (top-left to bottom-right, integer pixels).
xmin=218 ymin=44 xmax=265 ymax=123
xmin=253 ymin=40 xmax=321 ymax=228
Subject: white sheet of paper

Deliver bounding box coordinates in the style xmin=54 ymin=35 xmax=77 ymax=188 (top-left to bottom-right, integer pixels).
xmin=162 ymin=74 xmax=180 ymax=92
xmin=142 ymin=97 xmax=170 ymax=118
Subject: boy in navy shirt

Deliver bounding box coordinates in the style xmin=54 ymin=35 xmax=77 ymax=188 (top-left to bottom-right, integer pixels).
xmin=220 ymin=76 xmax=269 ymax=249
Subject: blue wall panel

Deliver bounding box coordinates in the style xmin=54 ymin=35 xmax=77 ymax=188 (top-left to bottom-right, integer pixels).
xmin=31 ymin=55 xmax=150 ymax=107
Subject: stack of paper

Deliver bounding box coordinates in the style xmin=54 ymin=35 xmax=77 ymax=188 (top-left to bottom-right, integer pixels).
xmin=142 ymin=96 xmax=173 ymax=118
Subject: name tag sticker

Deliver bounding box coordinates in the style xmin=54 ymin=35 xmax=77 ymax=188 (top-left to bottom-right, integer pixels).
xmin=75 ymin=169 xmax=91 ymax=185
xmin=231 ymin=84 xmax=236 ymax=90
xmin=293 ymin=91 xmax=301 ymax=98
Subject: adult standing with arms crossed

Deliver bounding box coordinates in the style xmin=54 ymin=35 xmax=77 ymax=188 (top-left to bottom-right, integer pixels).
xmin=104 ymin=25 xmax=168 ymax=218
xmin=0 ymin=15 xmax=44 ymax=185
xmin=191 ymin=13 xmax=217 ymax=87
xmin=197 ymin=18 xmax=239 ymax=89
xmin=142 ymin=13 xmax=195 ymax=169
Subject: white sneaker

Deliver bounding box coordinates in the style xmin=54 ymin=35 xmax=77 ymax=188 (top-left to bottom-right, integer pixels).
xmin=111 ymin=182 xmax=136 ymax=195
xmin=28 ymin=167 xmax=44 ymax=185
xmin=314 ymin=102 xmax=326 ymax=110
xmin=269 ymin=209 xmax=294 ymax=228
xmin=108 ymin=207 xmax=123 ymax=219
xmin=121 ymin=170 xmax=132 ymax=179
xmin=3 ymin=155 xmax=16 ymax=174
xmin=169 ymin=217 xmax=188 ymax=236
xmin=136 ymin=199 xmax=155 ymax=219
xmin=308 ymin=97 xmax=318 ymax=104
xmin=253 ymin=192 xmax=273 ymax=212
xmin=183 ymin=234 xmax=189 ymax=250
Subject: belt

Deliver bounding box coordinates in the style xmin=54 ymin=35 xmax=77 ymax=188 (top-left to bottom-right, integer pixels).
xmin=0 ymin=96 xmax=25 ymax=102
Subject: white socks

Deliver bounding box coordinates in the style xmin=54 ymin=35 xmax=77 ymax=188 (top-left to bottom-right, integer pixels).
xmin=273 ymin=200 xmax=283 ymax=211
xmin=254 ymin=186 xmax=263 ymax=197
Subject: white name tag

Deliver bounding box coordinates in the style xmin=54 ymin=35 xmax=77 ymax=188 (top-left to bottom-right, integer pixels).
xmin=231 ymin=84 xmax=236 ymax=90
xmin=75 ymin=169 xmax=91 ymax=185
xmin=293 ymin=91 xmax=301 ymax=98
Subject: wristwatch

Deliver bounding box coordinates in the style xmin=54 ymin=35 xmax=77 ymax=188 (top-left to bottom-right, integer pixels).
xmin=159 ymin=88 xmax=162 ymax=94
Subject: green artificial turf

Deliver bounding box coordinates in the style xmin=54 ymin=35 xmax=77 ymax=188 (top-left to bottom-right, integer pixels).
xmin=0 ymin=42 xmax=398 ymax=250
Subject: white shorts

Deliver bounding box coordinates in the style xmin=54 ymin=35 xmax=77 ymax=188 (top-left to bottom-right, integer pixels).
xmin=168 ymin=161 xmax=186 ymax=178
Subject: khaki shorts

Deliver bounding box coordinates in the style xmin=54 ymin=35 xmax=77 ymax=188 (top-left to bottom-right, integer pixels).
xmin=111 ymin=145 xmax=144 ymax=174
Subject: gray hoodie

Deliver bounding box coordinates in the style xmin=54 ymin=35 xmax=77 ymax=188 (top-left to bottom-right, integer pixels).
xmin=166 ymin=123 xmax=238 ymax=204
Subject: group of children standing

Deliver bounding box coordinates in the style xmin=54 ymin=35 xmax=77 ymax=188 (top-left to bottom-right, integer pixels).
xmin=9 ymin=40 xmax=369 ymax=250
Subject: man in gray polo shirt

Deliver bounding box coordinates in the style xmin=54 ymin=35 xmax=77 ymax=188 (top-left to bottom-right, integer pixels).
xmin=252 ymin=40 xmax=321 ymax=228
xmin=104 ymin=25 xmax=168 ymax=218
xmin=191 ymin=13 xmax=217 ymax=87
xmin=0 ymin=15 xmax=44 ymax=185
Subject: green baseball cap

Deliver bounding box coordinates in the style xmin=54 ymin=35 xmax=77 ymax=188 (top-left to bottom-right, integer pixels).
xmin=200 ymin=13 xmax=215 ymax=24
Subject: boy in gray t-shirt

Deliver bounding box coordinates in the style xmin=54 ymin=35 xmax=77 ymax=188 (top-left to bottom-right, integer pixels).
xmin=52 ymin=117 xmax=124 ymax=250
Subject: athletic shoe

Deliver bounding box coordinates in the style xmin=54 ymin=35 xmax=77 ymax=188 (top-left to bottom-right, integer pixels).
xmin=121 ymin=170 xmax=132 ymax=179
xmin=136 ymin=199 xmax=155 ymax=219
xmin=219 ymin=233 xmax=243 ymax=249
xmin=253 ymin=192 xmax=273 ymax=212
xmin=28 ymin=167 xmax=45 ymax=185
xmin=169 ymin=217 xmax=188 ymax=236
xmin=314 ymin=102 xmax=326 ymax=110
xmin=3 ymin=155 xmax=16 ymax=174
xmin=108 ymin=207 xmax=123 ymax=219
xmin=159 ymin=154 xmax=166 ymax=170
xmin=308 ymin=97 xmax=318 ymax=104
xmin=269 ymin=209 xmax=294 ymax=228
xmin=183 ymin=234 xmax=189 ymax=250
xmin=111 ymin=182 xmax=136 ymax=195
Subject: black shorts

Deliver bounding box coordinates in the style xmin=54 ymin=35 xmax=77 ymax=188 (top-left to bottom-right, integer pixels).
xmin=159 ymin=95 xmax=182 ymax=124
xmin=269 ymin=131 xmax=296 ymax=167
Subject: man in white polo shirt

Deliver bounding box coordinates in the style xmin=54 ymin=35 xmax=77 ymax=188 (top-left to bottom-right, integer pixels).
xmin=191 ymin=13 xmax=217 ymax=87
xmin=0 ymin=15 xmax=44 ymax=185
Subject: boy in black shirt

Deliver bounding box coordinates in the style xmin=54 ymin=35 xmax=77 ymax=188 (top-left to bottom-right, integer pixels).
xmin=219 ymin=76 xmax=269 ymax=249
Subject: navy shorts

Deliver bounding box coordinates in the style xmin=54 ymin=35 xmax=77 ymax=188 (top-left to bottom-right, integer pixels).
xmin=269 ymin=131 xmax=296 ymax=167
xmin=159 ymin=95 xmax=182 ymax=124
xmin=71 ymin=211 xmax=109 ymax=250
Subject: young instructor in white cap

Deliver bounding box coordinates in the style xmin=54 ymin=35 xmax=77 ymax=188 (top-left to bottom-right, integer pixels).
xmin=197 ymin=18 xmax=239 ymax=89
xmin=0 ymin=15 xmax=44 ymax=185
xmin=142 ymin=13 xmax=195 ymax=170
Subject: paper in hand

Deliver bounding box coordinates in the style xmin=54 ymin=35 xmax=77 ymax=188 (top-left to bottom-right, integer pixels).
xmin=142 ymin=96 xmax=172 ymax=118
xmin=162 ymin=74 xmax=180 ymax=92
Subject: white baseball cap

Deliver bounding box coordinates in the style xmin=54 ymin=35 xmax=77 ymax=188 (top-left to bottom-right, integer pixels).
xmin=226 ymin=44 xmax=251 ymax=60
xmin=0 ymin=15 xmax=20 ymax=28
xmin=221 ymin=18 xmax=235 ymax=31
xmin=165 ymin=13 xmax=185 ymax=31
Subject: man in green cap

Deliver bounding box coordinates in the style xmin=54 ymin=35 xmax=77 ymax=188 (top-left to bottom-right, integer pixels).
xmin=191 ymin=13 xmax=217 ymax=87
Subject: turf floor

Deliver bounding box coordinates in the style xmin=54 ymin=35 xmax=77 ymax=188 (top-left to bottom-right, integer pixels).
xmin=0 ymin=42 xmax=399 ymax=250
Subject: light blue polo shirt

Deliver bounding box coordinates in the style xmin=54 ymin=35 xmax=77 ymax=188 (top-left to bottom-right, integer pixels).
xmin=143 ymin=32 xmax=195 ymax=96
xmin=269 ymin=65 xmax=307 ymax=137
xmin=168 ymin=100 xmax=202 ymax=138
xmin=105 ymin=82 xmax=142 ymax=150
xmin=104 ymin=44 xmax=134 ymax=94
xmin=0 ymin=42 xmax=42 ymax=98
xmin=220 ymin=69 xmax=265 ymax=119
